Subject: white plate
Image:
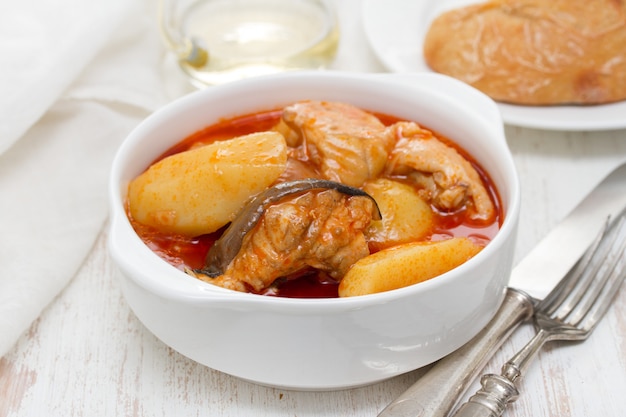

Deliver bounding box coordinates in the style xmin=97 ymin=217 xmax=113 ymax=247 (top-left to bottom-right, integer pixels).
xmin=362 ymin=0 xmax=626 ymax=131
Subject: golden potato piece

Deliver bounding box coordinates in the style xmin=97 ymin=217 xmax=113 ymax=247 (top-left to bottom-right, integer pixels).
xmin=364 ymin=179 xmax=433 ymax=251
xmin=128 ymin=131 xmax=287 ymax=236
xmin=338 ymin=237 xmax=483 ymax=297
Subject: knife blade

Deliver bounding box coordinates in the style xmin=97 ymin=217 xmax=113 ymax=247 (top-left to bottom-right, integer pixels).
xmin=378 ymin=161 xmax=626 ymax=417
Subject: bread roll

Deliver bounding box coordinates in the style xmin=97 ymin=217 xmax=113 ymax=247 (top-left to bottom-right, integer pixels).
xmin=423 ymin=0 xmax=626 ymax=105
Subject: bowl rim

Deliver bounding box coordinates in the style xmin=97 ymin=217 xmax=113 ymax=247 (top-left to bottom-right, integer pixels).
xmin=108 ymin=71 xmax=521 ymax=311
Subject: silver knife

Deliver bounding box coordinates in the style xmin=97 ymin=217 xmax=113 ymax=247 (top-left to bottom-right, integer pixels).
xmin=378 ymin=161 xmax=626 ymax=417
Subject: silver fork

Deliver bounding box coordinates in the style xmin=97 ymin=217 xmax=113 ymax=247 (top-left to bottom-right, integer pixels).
xmin=451 ymin=211 xmax=626 ymax=417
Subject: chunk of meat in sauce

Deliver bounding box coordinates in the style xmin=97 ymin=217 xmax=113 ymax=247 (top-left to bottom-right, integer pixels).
xmin=275 ymin=101 xmax=395 ymax=187
xmin=386 ymin=122 xmax=495 ymax=220
xmin=202 ymin=189 xmax=377 ymax=293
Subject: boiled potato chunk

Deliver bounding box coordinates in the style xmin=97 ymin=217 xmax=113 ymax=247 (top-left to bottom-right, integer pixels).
xmin=128 ymin=131 xmax=287 ymax=236
xmin=338 ymin=237 xmax=483 ymax=297
xmin=364 ymin=179 xmax=433 ymax=251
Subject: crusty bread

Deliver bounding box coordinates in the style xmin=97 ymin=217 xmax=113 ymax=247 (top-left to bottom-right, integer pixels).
xmin=423 ymin=0 xmax=626 ymax=105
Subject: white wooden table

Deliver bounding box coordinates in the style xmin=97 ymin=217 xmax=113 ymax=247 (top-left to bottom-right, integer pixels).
xmin=2 ymin=1 xmax=626 ymax=416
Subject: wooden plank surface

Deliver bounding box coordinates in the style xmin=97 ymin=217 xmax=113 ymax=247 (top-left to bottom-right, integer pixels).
xmin=2 ymin=127 xmax=626 ymax=416
xmin=2 ymin=0 xmax=626 ymax=415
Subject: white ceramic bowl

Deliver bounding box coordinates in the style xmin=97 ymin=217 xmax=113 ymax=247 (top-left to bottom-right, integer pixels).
xmin=108 ymin=71 xmax=520 ymax=390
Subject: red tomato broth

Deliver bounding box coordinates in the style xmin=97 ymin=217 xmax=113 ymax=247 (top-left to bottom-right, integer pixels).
xmin=127 ymin=107 xmax=503 ymax=298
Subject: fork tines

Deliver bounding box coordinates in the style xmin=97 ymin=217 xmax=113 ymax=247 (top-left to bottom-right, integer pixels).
xmin=540 ymin=212 xmax=626 ymax=331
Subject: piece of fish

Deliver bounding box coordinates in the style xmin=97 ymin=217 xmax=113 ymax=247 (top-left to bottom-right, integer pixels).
xmin=386 ymin=122 xmax=495 ymax=220
xmin=275 ymin=101 xmax=396 ymax=187
xmin=195 ymin=179 xmax=380 ymax=293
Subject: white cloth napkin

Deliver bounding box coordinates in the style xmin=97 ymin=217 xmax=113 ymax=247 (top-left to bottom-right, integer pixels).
xmin=0 ymin=0 xmax=175 ymax=356
xmin=0 ymin=0 xmax=373 ymax=358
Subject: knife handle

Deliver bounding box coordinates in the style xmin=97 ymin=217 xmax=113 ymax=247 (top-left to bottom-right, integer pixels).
xmin=377 ymin=288 xmax=534 ymax=417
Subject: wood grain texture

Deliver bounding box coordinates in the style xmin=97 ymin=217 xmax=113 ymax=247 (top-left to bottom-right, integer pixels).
xmin=2 ymin=127 xmax=626 ymax=417
xmin=2 ymin=1 xmax=626 ymax=415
